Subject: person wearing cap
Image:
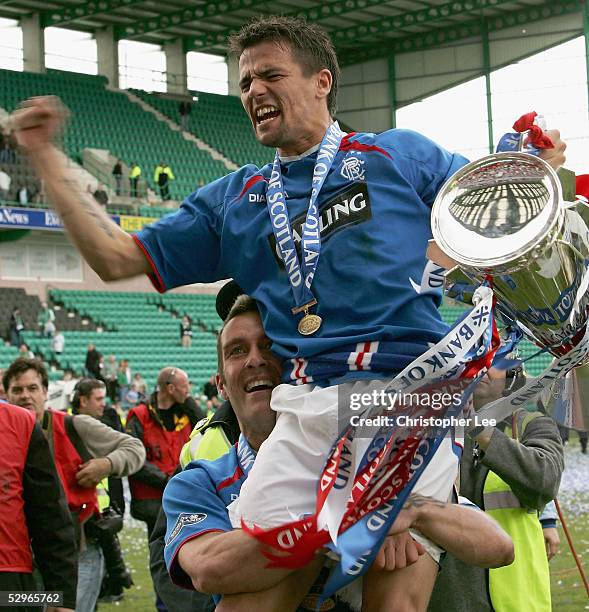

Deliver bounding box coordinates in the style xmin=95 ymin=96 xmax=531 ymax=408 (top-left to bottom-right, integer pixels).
xmin=151 ymin=288 xmax=513 ymax=612
xmin=178 ymin=280 xmax=246 ymax=467
xmin=148 ymin=285 xmax=242 ymax=612
xmin=161 ymin=295 xmax=514 ymax=611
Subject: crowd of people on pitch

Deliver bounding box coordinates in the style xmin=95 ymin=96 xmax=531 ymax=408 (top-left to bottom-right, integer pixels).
xmin=0 ymin=283 xmax=573 ymax=612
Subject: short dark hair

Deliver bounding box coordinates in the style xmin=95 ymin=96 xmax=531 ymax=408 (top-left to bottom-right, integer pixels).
xmin=3 ymin=357 xmax=49 ymax=392
xmin=71 ymin=377 xmax=105 ymax=412
xmin=216 ymin=295 xmax=260 ymax=379
xmin=228 ymin=15 xmax=340 ymax=116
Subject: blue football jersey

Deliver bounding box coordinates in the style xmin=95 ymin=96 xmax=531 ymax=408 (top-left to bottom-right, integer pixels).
xmin=136 ymin=129 xmax=468 ymax=382
xmin=163 ymin=435 xmax=254 ymax=589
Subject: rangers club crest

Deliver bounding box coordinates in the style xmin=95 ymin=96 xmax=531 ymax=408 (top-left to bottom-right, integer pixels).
xmin=341 ymin=156 xmax=365 ymax=181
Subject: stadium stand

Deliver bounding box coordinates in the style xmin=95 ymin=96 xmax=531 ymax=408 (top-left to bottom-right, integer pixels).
xmin=0 ymin=342 xmax=20 ymax=369
xmin=0 ymin=155 xmax=42 ymax=205
xmin=0 ymin=68 xmax=230 ymax=200
xmin=0 ymin=287 xmax=95 ymax=340
xmin=132 ymin=89 xmax=273 ymax=169
xmin=152 ymin=292 xmax=222 ymax=333
xmin=18 ymin=289 xmax=222 ymax=391
xmin=138 ymin=205 xmax=177 ymax=218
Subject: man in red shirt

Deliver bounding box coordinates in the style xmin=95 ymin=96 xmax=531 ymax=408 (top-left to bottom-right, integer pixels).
xmin=0 ymin=402 xmax=77 ymax=611
xmin=4 ymin=358 xmax=145 ymax=612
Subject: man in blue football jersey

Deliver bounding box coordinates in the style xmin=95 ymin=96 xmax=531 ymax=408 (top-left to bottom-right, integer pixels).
xmin=12 ymin=14 xmax=564 ymax=608
xmin=163 ymin=295 xmax=514 ymax=611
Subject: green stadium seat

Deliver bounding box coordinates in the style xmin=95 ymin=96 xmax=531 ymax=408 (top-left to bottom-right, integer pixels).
xmin=43 ymin=288 xmax=220 ymax=390
xmin=130 ymin=88 xmax=272 ymax=169
xmin=0 ymin=68 xmax=230 ymax=200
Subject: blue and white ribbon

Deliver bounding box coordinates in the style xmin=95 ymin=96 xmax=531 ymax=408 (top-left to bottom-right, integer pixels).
xmin=266 ymin=122 xmax=345 ymax=312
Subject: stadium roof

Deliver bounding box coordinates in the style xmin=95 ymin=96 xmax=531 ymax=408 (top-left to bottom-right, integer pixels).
xmin=0 ymin=0 xmax=581 ymax=67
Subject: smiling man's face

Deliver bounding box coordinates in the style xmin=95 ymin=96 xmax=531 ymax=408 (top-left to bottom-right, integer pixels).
xmin=217 ymin=311 xmax=282 ymax=429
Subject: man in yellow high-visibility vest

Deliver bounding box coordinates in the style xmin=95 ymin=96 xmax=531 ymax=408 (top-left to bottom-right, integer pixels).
xmin=154 ymin=161 xmax=175 ymax=201
xmin=129 ymin=161 xmax=141 ymax=198
xmin=430 ymin=367 xmax=564 ymax=612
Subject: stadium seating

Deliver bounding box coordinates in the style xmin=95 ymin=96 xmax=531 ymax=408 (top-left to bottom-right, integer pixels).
xmin=22 ymin=289 xmax=222 ymax=391
xmin=0 ymin=68 xmax=230 ymax=200
xmin=132 ymin=89 xmax=273 ymax=169
xmin=138 ymin=205 xmax=177 ymax=218
xmin=0 ymin=342 xmax=20 ymax=369
xmin=151 ymin=292 xmax=222 ymax=333
xmin=0 ymin=287 xmax=95 ymax=340
xmin=0 ymin=155 xmax=42 ymax=205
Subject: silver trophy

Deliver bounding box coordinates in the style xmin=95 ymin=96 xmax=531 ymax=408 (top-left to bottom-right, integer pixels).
xmin=431 ymin=151 xmax=589 ymax=430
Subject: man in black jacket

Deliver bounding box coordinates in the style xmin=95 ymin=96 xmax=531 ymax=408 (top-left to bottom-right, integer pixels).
xmin=150 ymin=401 xmax=239 ymax=612
xmin=84 ymin=343 xmax=102 ymax=380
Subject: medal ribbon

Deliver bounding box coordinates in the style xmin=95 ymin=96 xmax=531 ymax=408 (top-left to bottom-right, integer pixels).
xmin=266 ymin=122 xmax=345 ymax=313
xmin=512 ymin=111 xmax=554 ymax=149
xmin=236 ymin=434 xmax=256 ymax=478
xmin=316 ymin=316 xmax=498 ymax=601
xmin=320 ymin=378 xmax=480 ymax=601
xmin=577 ymin=174 xmax=589 ymax=202
xmin=478 ymin=319 xmax=589 ymax=424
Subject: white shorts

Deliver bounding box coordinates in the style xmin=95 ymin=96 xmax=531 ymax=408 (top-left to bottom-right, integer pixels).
xmin=228 ymin=380 xmax=461 ymax=562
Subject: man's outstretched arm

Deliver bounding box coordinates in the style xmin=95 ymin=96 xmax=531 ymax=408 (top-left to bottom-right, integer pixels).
xmin=177 ymin=529 xmax=298 ymax=595
xmin=387 ymin=494 xmax=514 ymax=569
xmin=10 ymin=96 xmax=150 ymax=281
xmin=363 ymin=495 xmax=514 ymax=612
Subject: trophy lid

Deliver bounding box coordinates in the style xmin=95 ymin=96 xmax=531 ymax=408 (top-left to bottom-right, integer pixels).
xmin=431 ymin=152 xmax=563 ymax=269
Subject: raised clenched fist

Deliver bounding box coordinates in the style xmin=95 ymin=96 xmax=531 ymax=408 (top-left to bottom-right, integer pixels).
xmin=9 ymin=95 xmax=69 ymax=154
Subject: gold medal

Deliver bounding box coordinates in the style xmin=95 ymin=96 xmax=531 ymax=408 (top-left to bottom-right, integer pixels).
xmin=293 ymin=300 xmax=322 ymax=335
xmin=298 ymin=313 xmax=322 ymax=336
